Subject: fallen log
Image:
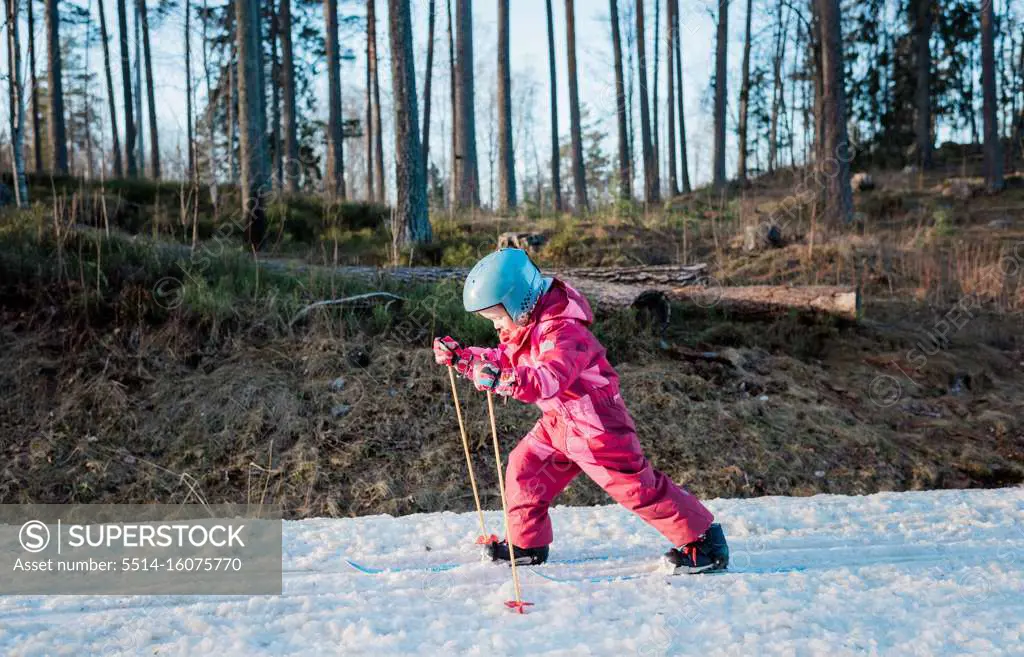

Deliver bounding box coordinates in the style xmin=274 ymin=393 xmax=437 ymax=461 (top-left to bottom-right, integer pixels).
xmin=556 ymin=263 xmax=708 ymax=286
xmin=68 ymin=225 xmax=857 ymax=320
xmin=264 ymin=261 xmax=859 ymax=321
xmin=668 ymin=284 xmax=861 ymax=321
xmin=563 ymin=279 xmax=860 ymax=322
xmin=283 ymin=263 xmax=708 ymax=287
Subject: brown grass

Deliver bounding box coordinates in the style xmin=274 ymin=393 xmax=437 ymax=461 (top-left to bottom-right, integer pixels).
xmin=2 ymin=292 xmax=1021 ymax=517
xmin=2 ymin=162 xmax=1023 ymax=518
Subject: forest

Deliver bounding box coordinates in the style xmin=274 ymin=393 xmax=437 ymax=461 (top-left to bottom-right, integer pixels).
xmin=0 ymin=0 xmax=1016 ymax=236
xmin=0 ymin=0 xmax=1022 ymax=516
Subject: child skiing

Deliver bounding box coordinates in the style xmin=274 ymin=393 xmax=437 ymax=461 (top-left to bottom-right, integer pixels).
xmin=433 ymin=248 xmax=729 ymax=574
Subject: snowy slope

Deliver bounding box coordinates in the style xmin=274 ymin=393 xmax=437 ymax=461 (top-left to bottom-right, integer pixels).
xmin=1 ymin=487 xmax=1022 ymax=656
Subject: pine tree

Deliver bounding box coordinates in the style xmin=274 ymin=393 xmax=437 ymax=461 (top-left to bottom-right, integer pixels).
xmin=324 ymin=0 xmax=346 ymax=198
xmin=496 ymin=0 xmax=516 ymax=211
xmin=635 ymin=0 xmax=658 ymax=203
xmin=45 ymin=0 xmax=68 ymax=174
xmin=117 ymin=0 xmax=137 ymax=176
xmin=387 ymin=0 xmax=430 ymax=242
xmin=565 ymin=0 xmax=588 ymax=211
xmin=453 ymin=0 xmax=480 ymax=207
xmin=546 ymin=0 xmax=562 ymax=210
xmin=97 ymin=0 xmax=123 ymax=177
xmin=712 ymin=0 xmax=728 ymax=190
xmin=236 ymin=0 xmax=270 ymax=248
xmin=980 ymin=0 xmax=1003 ymax=190
xmin=610 ymin=0 xmax=631 ymax=199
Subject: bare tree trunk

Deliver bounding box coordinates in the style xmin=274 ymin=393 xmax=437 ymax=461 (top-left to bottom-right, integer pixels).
xmin=793 ymin=21 xmax=804 ymax=167
xmin=201 ymin=0 xmax=218 ymax=207
xmin=44 ymin=0 xmax=68 ymax=174
xmin=672 ymin=0 xmax=689 ymax=192
xmin=369 ymin=0 xmax=385 ymax=201
xmin=1013 ymin=33 xmax=1021 ymax=159
xmin=137 ymin=0 xmax=160 ymax=178
xmin=913 ymin=0 xmax=932 ymax=169
xmin=279 ymin=0 xmax=299 ymax=192
xmin=800 ymin=22 xmax=811 ymax=165
xmin=816 ymin=0 xmax=853 ymax=225
xmin=665 ymin=0 xmax=677 ymax=196
xmin=324 ymin=0 xmax=346 ymax=198
xmin=736 ymin=0 xmax=752 ymax=183
xmin=116 ymin=0 xmax=136 ymax=176
xmin=236 ymin=0 xmax=270 ymax=249
xmin=6 ymin=0 xmax=29 ymax=203
xmin=610 ymin=0 xmax=630 ymax=200
xmin=388 ymin=0 xmax=430 ymax=242
xmin=565 ymin=0 xmax=588 ymax=212
xmin=651 ymin=0 xmax=660 ymax=194
xmin=446 ymin=0 xmax=456 ymax=206
xmin=811 ymin=5 xmax=824 ymax=169
xmin=496 ymin=0 xmax=516 ymax=212
xmin=27 ymin=0 xmax=41 ymax=173
xmin=84 ymin=8 xmax=96 ymax=177
xmin=546 ymin=0 xmax=563 ymax=210
xmin=228 ymin=50 xmax=238 ymax=182
xmin=185 ymin=0 xmax=195 ymax=178
xmin=625 ymin=2 xmax=635 ymax=191
xmin=134 ymin=2 xmax=144 ymax=171
xmin=635 ymin=0 xmax=658 ymax=203
xmin=712 ymin=0 xmax=728 ymax=190
xmin=453 ymin=0 xmax=480 ymax=207
xmin=421 ymin=0 xmax=436 ymax=174
xmin=365 ymin=0 xmax=375 ymax=201
xmin=768 ymin=2 xmax=790 ymax=174
xmin=981 ymin=0 xmax=1003 ymax=191
xmin=269 ymin=0 xmax=282 ymax=189
xmin=97 ymin=0 xmax=123 ymax=177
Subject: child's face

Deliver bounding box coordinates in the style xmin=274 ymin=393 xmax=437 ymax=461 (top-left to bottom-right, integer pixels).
xmin=477 ymin=305 xmax=516 ymax=333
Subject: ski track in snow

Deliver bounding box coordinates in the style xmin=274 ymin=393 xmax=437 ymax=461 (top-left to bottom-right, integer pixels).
xmin=0 ymin=487 xmax=1022 ymax=656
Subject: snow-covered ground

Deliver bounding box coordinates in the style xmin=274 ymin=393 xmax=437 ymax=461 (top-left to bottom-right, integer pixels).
xmin=1 ymin=487 xmax=1022 ymax=656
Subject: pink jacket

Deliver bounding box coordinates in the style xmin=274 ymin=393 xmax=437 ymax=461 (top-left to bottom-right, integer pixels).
xmin=465 ymin=279 xmax=619 ymax=410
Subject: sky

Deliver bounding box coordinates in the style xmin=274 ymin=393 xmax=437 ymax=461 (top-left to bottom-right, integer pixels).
xmin=12 ymin=0 xmax=781 ymax=202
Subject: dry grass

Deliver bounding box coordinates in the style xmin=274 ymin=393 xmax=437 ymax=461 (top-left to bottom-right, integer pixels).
xmin=2 ymin=294 xmax=1021 ymax=517
xmin=2 ymin=163 xmax=1023 ymax=518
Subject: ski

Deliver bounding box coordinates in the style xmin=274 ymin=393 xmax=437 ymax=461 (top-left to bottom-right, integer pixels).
xmin=528 ymin=563 xmax=808 ymax=583
xmin=344 ymin=552 xmax=618 ymax=576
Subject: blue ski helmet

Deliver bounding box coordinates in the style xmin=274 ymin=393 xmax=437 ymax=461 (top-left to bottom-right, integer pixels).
xmin=463 ymin=248 xmax=552 ymax=325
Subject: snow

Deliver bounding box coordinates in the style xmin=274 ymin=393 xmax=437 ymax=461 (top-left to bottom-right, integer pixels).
xmin=1 ymin=487 xmax=1023 ymax=656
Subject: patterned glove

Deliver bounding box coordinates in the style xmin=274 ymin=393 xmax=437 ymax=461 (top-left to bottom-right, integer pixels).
xmin=471 ymin=360 xmax=516 ymax=396
xmin=433 ymin=336 xmax=474 ymax=375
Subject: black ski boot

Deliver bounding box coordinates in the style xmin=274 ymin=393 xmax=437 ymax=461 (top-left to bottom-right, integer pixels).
xmin=486 ymin=540 xmax=549 ymax=566
xmin=663 ymin=523 xmax=729 ymax=574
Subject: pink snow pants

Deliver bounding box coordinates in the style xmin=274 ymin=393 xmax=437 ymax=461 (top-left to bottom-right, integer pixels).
xmin=504 ymin=386 xmax=714 ymax=549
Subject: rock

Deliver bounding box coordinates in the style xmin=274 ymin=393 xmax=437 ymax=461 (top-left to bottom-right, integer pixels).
xmin=742 ymin=223 xmax=784 ymax=252
xmin=498 ymin=232 xmax=547 ymax=253
xmin=942 ymin=178 xmax=983 ymax=201
xmin=331 ymin=404 xmax=352 ymax=418
xmin=851 ymin=172 xmax=875 ymax=192
xmin=329 ymin=376 xmax=346 ymax=391
xmin=988 ymin=217 xmax=1013 ymax=230
xmin=719 ymin=348 xmax=747 ymax=370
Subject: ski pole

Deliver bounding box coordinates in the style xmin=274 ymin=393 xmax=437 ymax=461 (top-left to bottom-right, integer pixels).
xmin=487 ymin=391 xmax=533 ymax=614
xmin=447 ymin=365 xmax=496 ymax=545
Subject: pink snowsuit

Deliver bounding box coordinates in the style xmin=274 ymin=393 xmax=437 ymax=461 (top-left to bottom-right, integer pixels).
xmin=465 ymin=279 xmax=714 ymax=549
